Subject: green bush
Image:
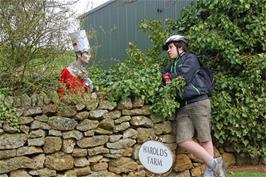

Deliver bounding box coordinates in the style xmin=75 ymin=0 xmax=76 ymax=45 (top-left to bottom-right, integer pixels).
xmin=173 ymin=0 xmax=266 ymax=158
xmin=90 ymin=43 xmax=185 ymax=118
xmin=90 ymin=0 xmax=266 ymax=158
xmin=137 ymin=0 xmax=266 ymax=158
xmin=211 ymin=54 xmax=266 ymax=157
xmin=0 ymin=89 xmax=20 ymax=128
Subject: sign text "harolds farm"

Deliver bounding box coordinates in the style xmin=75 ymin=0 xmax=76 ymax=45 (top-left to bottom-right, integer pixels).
xmin=139 ymin=140 xmax=174 ymax=174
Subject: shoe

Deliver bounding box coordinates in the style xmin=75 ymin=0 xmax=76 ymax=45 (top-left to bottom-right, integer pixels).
xmin=203 ymin=167 xmax=214 ymax=177
xmin=213 ymin=157 xmax=226 ymax=177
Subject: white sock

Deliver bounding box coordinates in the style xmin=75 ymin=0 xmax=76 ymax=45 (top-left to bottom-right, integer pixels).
xmin=206 ymin=166 xmax=212 ymax=171
xmin=207 ymin=158 xmax=216 ymax=169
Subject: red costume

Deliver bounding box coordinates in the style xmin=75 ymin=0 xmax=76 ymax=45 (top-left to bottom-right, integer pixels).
xmin=57 ymin=67 xmax=88 ymax=97
xmin=58 ymin=30 xmax=93 ymax=97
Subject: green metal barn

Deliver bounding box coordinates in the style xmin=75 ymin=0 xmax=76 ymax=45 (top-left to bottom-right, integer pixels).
xmin=80 ymin=0 xmax=192 ymax=67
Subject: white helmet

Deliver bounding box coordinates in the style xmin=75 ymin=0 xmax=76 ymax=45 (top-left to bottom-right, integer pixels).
xmin=163 ymin=35 xmax=188 ymax=50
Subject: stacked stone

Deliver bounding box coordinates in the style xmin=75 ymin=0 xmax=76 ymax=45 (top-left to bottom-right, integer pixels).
xmin=0 ymin=93 xmax=240 ymax=177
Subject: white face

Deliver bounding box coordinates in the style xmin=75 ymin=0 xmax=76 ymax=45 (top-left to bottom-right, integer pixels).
xmin=78 ymin=51 xmax=91 ymax=64
xmin=167 ymin=43 xmax=178 ymax=59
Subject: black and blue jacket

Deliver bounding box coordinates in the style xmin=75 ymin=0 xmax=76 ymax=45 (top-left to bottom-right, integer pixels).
xmin=161 ymin=52 xmax=209 ymax=107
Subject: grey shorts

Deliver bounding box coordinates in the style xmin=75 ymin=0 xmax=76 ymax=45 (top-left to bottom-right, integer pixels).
xmin=176 ymin=99 xmax=212 ymax=143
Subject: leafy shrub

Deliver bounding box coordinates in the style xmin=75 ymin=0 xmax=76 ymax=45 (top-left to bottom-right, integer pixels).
xmin=0 ymin=89 xmax=20 ymax=128
xmin=90 ymin=43 xmax=185 ymax=118
xmin=89 ymin=0 xmax=266 ymax=158
xmin=168 ymin=0 xmax=266 ymax=158
xmin=211 ymin=54 xmax=266 ymax=157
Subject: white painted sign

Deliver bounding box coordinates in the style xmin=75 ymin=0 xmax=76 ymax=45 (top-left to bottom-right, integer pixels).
xmin=138 ymin=140 xmax=174 ymax=174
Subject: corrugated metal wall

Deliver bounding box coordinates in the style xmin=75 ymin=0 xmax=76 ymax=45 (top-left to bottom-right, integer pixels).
xmin=82 ymin=0 xmax=192 ymax=67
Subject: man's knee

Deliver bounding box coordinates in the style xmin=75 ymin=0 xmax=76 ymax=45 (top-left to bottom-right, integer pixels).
xmin=200 ymin=140 xmax=212 ymax=146
xmin=177 ymin=140 xmax=190 ymax=148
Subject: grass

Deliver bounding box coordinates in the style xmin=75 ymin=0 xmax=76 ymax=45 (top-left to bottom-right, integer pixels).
xmin=228 ymin=172 xmax=266 ymax=177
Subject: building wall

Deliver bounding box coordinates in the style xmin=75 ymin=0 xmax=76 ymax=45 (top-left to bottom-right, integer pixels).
xmin=81 ymin=0 xmax=192 ymax=67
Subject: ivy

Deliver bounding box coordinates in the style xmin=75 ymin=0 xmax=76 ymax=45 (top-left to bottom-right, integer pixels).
xmin=172 ymin=0 xmax=266 ymax=158
xmin=90 ymin=43 xmax=185 ymax=119
xmin=151 ymin=78 xmax=185 ymax=118
xmin=211 ymin=55 xmax=266 ymax=158
xmin=89 ymin=0 xmax=266 ymax=158
xmin=0 ymin=90 xmax=20 ymax=129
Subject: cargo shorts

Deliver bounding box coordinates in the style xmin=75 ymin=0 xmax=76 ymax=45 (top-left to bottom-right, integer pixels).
xmin=176 ymin=99 xmax=212 ymax=143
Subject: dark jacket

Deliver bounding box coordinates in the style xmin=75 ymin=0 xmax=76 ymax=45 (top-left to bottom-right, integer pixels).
xmin=161 ymin=52 xmax=208 ymax=107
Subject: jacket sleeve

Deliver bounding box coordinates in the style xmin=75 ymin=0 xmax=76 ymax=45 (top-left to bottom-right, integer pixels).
xmin=161 ymin=61 xmax=172 ymax=74
xmin=169 ymin=53 xmax=200 ymax=82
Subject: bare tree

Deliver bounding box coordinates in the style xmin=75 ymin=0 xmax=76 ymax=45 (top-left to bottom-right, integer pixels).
xmin=0 ymin=0 xmax=78 ymax=92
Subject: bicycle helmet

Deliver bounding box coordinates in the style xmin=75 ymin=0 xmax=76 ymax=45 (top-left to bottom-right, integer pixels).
xmin=163 ymin=35 xmax=188 ymax=50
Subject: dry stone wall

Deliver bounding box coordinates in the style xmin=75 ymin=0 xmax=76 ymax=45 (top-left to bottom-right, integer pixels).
xmin=0 ymin=92 xmax=255 ymax=177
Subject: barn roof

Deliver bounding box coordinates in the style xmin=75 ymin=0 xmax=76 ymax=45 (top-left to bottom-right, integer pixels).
xmin=79 ymin=0 xmax=117 ymax=19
